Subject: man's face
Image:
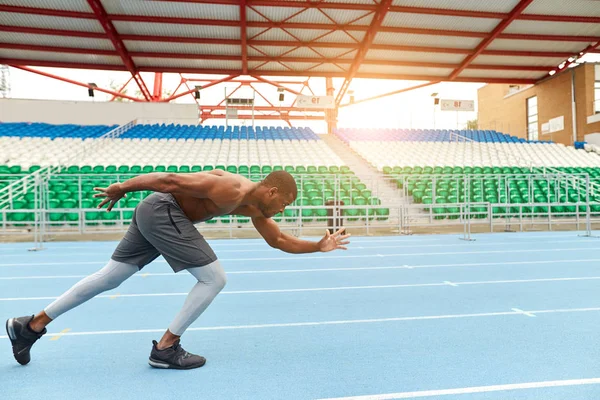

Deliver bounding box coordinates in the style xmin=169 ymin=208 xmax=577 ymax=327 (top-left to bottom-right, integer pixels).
xmin=259 ymin=188 xmax=295 ymax=218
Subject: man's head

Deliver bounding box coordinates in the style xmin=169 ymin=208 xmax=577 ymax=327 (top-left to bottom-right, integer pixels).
xmin=257 ymin=171 xmax=298 ymax=218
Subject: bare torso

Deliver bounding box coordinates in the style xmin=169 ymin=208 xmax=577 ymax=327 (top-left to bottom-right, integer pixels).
xmin=171 ymin=170 xmax=262 ymax=223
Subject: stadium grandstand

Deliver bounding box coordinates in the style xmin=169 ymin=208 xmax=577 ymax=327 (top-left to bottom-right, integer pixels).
xmin=2 ymin=1 xmax=600 ymax=399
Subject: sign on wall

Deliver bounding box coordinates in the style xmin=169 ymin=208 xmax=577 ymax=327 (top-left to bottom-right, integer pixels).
xmin=541 ymin=122 xmax=550 ymax=135
xmin=440 ymin=99 xmax=475 ymax=112
xmin=549 ymin=116 xmax=564 ymax=133
xmin=296 ymin=95 xmax=335 ymax=109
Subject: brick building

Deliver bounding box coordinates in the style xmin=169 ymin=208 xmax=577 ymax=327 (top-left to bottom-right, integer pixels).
xmin=478 ymin=63 xmax=600 ymax=145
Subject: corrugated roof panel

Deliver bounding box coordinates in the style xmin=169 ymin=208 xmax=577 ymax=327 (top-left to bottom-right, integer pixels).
xmin=471 ymin=55 xmax=567 ymax=67
xmin=103 ymin=1 xmax=238 ymax=20
xmin=253 ymin=61 xmax=293 ymax=72
xmin=247 ymin=27 xmax=296 ymax=41
xmin=366 ymin=49 xmax=466 ymax=64
xmin=523 ymin=0 xmax=600 ymax=17
xmin=309 ymin=63 xmax=347 ymax=73
xmin=392 ymin=0 xmax=519 ymax=12
xmin=313 ymin=30 xmax=365 ymax=43
xmin=125 ymin=41 xmax=241 ymax=56
xmin=133 ymin=57 xmax=241 ymax=70
xmin=504 ymin=20 xmax=600 ymax=36
xmin=113 ymin=21 xmax=240 ymax=39
xmin=247 ymin=6 xmax=306 ymax=22
xmin=487 ymin=39 xmax=593 ymax=53
xmin=293 ymin=9 xmax=374 ymax=25
xmin=247 ymin=45 xmax=295 ymax=57
xmin=1 ymin=32 xmax=114 ymax=50
xmin=1 ymin=0 xmax=91 ymax=12
xmin=0 ymin=12 xmax=104 ymax=32
xmin=284 ymin=62 xmax=326 ymax=71
xmin=383 ymin=12 xmax=501 ymax=32
xmin=316 ymin=0 xmax=379 ymax=3
xmin=373 ymin=32 xmax=481 ymax=49
xmin=284 ymin=29 xmax=339 ymax=42
xmin=247 ymin=61 xmax=264 ymax=70
xmin=282 ymin=8 xmax=336 ymax=24
xmin=0 ymin=49 xmax=123 ymax=65
xmin=458 ymin=69 xmax=547 ymax=79
xmin=312 ymin=48 xmax=356 ymax=59
xmin=280 ymin=47 xmax=326 ymax=59
xmin=358 ymin=64 xmax=454 ymax=76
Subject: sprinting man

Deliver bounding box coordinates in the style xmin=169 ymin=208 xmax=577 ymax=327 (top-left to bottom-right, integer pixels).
xmin=6 ymin=170 xmax=350 ymax=369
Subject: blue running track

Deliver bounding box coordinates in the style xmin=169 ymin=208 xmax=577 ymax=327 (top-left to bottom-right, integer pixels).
xmin=2 ymin=232 xmax=600 ymax=400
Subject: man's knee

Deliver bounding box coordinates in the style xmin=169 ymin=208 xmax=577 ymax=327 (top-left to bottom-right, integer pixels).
xmin=211 ymin=261 xmax=227 ymax=292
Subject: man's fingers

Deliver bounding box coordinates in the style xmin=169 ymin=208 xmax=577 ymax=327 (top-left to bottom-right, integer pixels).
xmin=340 ymin=234 xmax=351 ymax=240
xmin=337 ymin=246 xmax=347 ymax=250
xmin=93 ymin=193 xmax=107 ymax=198
xmin=325 ymin=230 xmax=330 ymax=237
xmin=93 ymin=187 xmax=106 ymax=193
xmin=106 ymin=200 xmax=117 ymax=212
xmin=340 ymin=240 xmax=350 ymax=245
xmin=97 ymin=198 xmax=110 ymax=209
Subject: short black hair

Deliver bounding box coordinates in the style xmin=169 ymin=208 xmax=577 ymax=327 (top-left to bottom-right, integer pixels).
xmin=261 ymin=171 xmax=298 ymax=199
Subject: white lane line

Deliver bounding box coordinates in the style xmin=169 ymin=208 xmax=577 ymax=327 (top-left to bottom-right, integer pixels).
xmin=1 ymin=306 xmax=600 ymax=340
xmin=3 ymin=275 xmax=600 ymax=301
xmin=0 ymin=246 xmax=598 ymax=267
xmin=511 ymin=308 xmax=536 ymax=317
xmin=3 ymin=258 xmax=600 ymax=280
xmin=315 ymin=377 xmax=600 ymax=400
xmin=2 ymin=239 xmax=594 ymax=258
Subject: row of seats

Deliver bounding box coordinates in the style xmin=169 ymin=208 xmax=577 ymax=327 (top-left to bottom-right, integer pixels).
xmin=334 ymin=128 xmax=545 ymax=143
xmin=0 ymin=164 xmax=390 ymax=224
xmin=121 ymin=125 xmax=319 ymax=140
xmin=0 ymin=123 xmax=116 ymax=138
xmin=0 ymin=137 xmax=343 ymax=169
xmin=0 ymin=122 xmax=320 ymax=140
xmin=351 ymin=142 xmax=600 ymax=169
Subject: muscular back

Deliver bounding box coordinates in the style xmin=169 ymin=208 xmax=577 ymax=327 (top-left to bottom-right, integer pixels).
xmin=171 ymin=170 xmax=263 ymax=222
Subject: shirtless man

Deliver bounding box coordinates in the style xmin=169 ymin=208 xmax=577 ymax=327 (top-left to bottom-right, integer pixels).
xmin=6 ymin=170 xmax=350 ymax=369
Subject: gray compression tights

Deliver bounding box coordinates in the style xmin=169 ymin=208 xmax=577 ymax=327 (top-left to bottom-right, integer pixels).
xmin=44 ymin=259 xmax=227 ymax=336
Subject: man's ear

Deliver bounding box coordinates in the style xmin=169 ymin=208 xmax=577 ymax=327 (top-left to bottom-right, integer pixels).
xmin=269 ymin=187 xmax=278 ymax=197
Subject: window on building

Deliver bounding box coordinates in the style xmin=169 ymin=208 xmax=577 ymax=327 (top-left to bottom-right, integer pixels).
xmin=527 ymin=96 xmax=538 ymax=141
xmin=594 ymin=80 xmax=600 ymax=114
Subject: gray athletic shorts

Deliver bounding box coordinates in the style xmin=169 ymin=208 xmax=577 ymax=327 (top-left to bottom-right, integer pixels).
xmin=111 ymin=192 xmax=217 ymax=273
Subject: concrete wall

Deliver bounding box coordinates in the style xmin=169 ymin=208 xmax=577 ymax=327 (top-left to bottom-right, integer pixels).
xmin=0 ymin=99 xmax=199 ymax=126
xmin=477 ymin=63 xmax=600 ymax=145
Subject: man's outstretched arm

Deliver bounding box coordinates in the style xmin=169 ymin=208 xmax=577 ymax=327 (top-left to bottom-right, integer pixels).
xmin=252 ymin=216 xmax=350 ymax=253
xmin=93 ymin=172 xmax=234 ymax=211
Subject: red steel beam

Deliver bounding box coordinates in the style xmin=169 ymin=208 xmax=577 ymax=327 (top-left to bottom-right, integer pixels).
xmin=109 ymin=76 xmax=133 ymax=101
xmin=10 ymin=3 xmax=600 ymax=24
xmin=240 ymin=0 xmax=248 ymax=75
xmin=1 ymin=24 xmax=595 ymax=52
xmin=448 ymin=0 xmax=534 ymax=81
xmin=1 ymin=57 xmax=538 ymax=84
xmin=85 ymin=0 xmax=152 ymax=101
xmin=335 ymin=0 xmax=393 ymax=106
xmin=2 ymin=5 xmax=599 ymax=42
xmin=10 ymin=65 xmax=142 ymax=101
xmin=162 ymin=75 xmax=238 ymax=102
xmin=542 ymin=40 xmax=600 ymax=81
xmin=0 ymin=43 xmax=558 ymax=70
xmin=339 ymin=81 xmax=440 ymax=108
xmin=250 ymin=76 xmax=303 ymax=96
xmin=153 ymin=72 xmax=163 ymax=100
xmin=0 ymin=42 xmax=571 ymax=68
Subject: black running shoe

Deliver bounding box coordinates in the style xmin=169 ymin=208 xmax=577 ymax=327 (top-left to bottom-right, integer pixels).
xmin=148 ymin=339 xmax=206 ymax=370
xmin=6 ymin=315 xmax=47 ymax=365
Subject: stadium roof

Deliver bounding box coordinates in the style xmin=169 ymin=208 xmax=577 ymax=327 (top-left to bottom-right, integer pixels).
xmin=0 ymin=0 xmax=599 ymax=87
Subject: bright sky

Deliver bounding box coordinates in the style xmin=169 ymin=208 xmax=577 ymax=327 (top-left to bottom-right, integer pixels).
xmin=4 ymin=53 xmax=600 ymax=133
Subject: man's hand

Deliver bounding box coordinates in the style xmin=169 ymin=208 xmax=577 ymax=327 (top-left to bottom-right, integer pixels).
xmin=318 ymin=228 xmax=351 ymax=252
xmin=93 ymin=183 xmax=126 ymax=211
